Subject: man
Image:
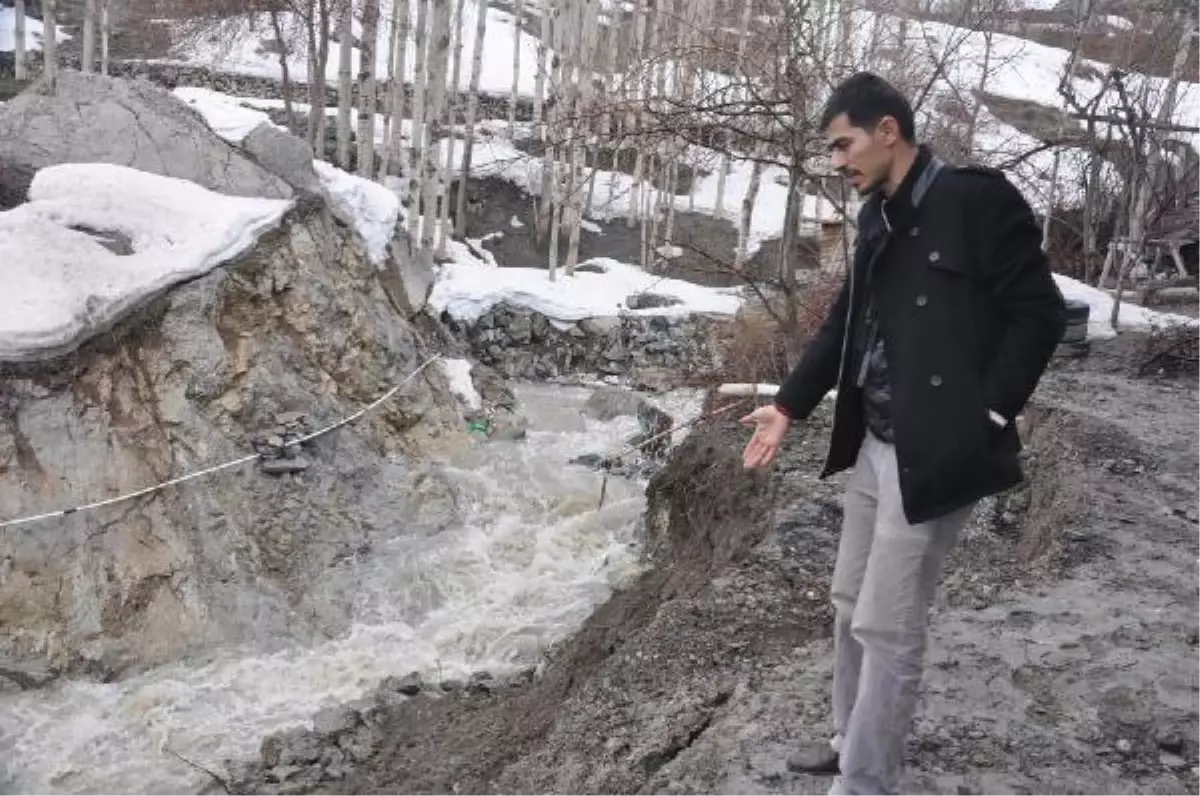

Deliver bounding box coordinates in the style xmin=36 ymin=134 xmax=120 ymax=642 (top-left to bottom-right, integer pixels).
xmin=741 ymin=72 xmax=1066 ymax=795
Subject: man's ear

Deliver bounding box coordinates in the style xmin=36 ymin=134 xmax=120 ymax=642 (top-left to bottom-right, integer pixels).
xmin=876 ymin=116 xmax=899 ymax=146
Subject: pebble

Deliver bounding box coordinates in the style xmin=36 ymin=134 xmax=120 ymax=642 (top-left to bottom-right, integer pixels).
xmin=1160 ymin=753 xmax=1188 ymax=769
xmin=1116 ymin=739 xmax=1134 ymax=755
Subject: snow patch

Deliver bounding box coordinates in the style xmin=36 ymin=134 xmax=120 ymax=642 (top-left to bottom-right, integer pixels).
xmin=1054 ymin=274 xmax=1198 ymax=340
xmin=429 ymin=256 xmax=742 ymax=323
xmin=0 ymin=164 xmax=292 ymax=362
xmin=172 ymin=86 xmax=283 ymax=142
xmin=314 ymin=161 xmax=400 ymax=267
xmin=440 ymin=358 xmax=483 ymax=411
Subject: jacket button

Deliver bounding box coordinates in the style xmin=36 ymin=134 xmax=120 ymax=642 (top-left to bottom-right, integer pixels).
xmin=930 ymin=374 xmax=943 ymax=387
xmin=915 ymin=294 xmax=928 ymax=307
xmin=928 ymin=251 xmax=941 ymax=263
xmin=909 ymin=226 xmax=920 ymax=237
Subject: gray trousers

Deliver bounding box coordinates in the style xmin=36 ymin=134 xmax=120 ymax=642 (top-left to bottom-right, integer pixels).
xmin=828 ymin=433 xmax=974 ymax=795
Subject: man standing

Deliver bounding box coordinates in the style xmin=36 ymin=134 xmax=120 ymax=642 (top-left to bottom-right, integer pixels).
xmin=741 ymin=73 xmax=1066 ymax=795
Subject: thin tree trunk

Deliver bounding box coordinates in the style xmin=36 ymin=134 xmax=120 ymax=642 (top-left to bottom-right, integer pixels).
xmin=420 ymin=0 xmax=452 ymax=266
xmin=315 ymin=0 xmax=332 ymax=155
xmin=437 ymin=0 xmax=468 ymax=254
xmin=534 ymin=0 xmax=551 ymax=131
xmin=99 ymin=0 xmax=111 ymax=75
xmin=358 ymin=0 xmax=381 ymax=177
xmin=509 ymin=0 xmax=524 ymax=138
xmin=407 ymin=0 xmax=431 ymax=240
xmin=716 ymin=0 xmax=754 ymax=219
xmin=385 ymin=0 xmax=411 ymax=178
xmin=82 ymin=0 xmax=96 ymax=73
xmin=270 ymin=11 xmax=297 ymax=136
xmin=380 ymin=0 xmax=401 ymax=177
xmin=565 ymin=0 xmax=597 ymax=275
xmin=13 ymin=0 xmax=26 ymax=80
xmin=1043 ymin=0 xmax=1089 ymax=249
xmin=43 ymin=0 xmax=58 ymax=89
xmin=736 ymin=144 xmax=767 ymax=270
xmin=337 ymin=0 xmax=355 ymax=170
xmin=627 ymin=0 xmax=649 ymax=228
xmin=965 ymin=26 xmax=993 ymax=155
xmin=536 ymin=0 xmax=562 ymax=244
xmin=456 ymin=0 xmax=489 ymax=237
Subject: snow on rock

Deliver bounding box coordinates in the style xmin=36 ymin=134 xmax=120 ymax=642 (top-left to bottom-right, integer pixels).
xmin=429 ymin=256 xmax=742 ymax=323
xmin=0 ymin=164 xmax=292 ymax=362
xmin=440 ymin=358 xmax=483 ymax=411
xmin=313 ymin=160 xmax=400 ymax=266
xmin=172 ymin=86 xmax=283 ymax=143
xmin=1054 ymin=274 xmax=1198 ymax=340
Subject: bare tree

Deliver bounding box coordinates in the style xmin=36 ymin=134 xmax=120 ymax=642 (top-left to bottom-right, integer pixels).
xmin=509 ymin=0 xmax=524 ymax=138
xmin=358 ymin=0 xmax=382 ymax=177
xmin=43 ymin=0 xmax=58 ymax=89
xmin=269 ymin=9 xmax=298 ymax=135
xmin=82 ymin=0 xmax=97 ymax=73
xmin=337 ymin=0 xmax=355 ymax=169
xmin=14 ymin=0 xmax=27 ymax=80
xmin=407 ymin=0 xmax=431 ymax=240
xmin=100 ymin=0 xmax=112 ymax=75
xmin=455 ymin=0 xmax=490 ymax=237
xmin=383 ymin=0 xmax=411 ymax=177
xmin=419 ymin=0 xmax=452 ymax=266
xmin=437 ymin=0 xmax=469 ymax=256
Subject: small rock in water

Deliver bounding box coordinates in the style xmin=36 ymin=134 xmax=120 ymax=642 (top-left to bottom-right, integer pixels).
xmin=467 ymin=671 xmax=496 ymax=694
xmin=440 ymin=678 xmax=466 ymax=693
xmin=1158 ymin=732 xmax=1186 ymax=754
xmin=386 ymin=671 xmax=424 ymax=696
xmin=313 ymin=706 xmax=360 ymax=736
xmin=570 ymin=453 xmax=606 ymax=470
xmin=1160 ymin=753 xmax=1188 ymax=769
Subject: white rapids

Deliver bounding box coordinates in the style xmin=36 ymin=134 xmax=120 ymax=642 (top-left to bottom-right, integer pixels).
xmin=0 ymin=382 xmax=705 ymax=794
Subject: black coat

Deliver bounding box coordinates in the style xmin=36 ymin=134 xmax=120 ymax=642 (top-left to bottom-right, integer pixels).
xmin=775 ymin=150 xmax=1067 ymax=524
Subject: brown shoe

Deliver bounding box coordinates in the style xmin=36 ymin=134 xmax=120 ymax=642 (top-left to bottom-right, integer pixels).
xmin=786 ymin=740 xmax=840 ymax=774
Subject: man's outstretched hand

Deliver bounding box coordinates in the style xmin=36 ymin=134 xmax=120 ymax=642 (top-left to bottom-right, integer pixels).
xmin=740 ymin=404 xmax=791 ymax=470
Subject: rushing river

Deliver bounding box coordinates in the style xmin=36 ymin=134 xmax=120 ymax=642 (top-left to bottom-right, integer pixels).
xmin=0 ymin=382 xmax=704 ymax=794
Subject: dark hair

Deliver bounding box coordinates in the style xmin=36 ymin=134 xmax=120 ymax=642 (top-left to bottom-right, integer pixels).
xmin=819 ymin=72 xmax=916 ymax=143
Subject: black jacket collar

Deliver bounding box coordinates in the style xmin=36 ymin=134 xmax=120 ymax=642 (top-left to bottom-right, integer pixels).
xmin=858 ymin=145 xmax=943 ymax=242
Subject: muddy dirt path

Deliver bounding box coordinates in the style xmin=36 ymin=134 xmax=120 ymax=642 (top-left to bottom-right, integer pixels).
xmin=235 ymin=338 xmax=1198 ymax=795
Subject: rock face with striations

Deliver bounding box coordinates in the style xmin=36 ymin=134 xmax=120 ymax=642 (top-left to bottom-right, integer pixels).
xmin=0 ymin=71 xmax=294 ymax=208
xmin=0 ymin=76 xmax=464 ymax=680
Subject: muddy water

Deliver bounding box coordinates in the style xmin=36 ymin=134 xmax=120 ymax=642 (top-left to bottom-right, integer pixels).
xmin=0 ymin=383 xmax=704 ymax=794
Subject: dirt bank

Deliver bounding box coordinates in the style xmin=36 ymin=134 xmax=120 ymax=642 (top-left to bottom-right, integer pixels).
xmin=234 ymin=334 xmax=1198 ymax=795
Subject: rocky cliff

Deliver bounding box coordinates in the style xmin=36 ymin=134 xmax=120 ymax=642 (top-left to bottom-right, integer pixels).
xmin=0 ymin=74 xmax=464 ymax=683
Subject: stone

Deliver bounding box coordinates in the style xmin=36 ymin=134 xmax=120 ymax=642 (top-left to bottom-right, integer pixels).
xmin=0 ymin=656 xmax=56 ymax=689
xmin=1116 ymin=739 xmax=1134 ymax=755
xmin=508 ymin=313 xmax=534 ymax=344
xmin=1157 ymin=732 xmax=1186 ymax=754
xmin=467 ymin=671 xmax=496 ymax=694
xmin=313 ymin=706 xmax=360 ymax=736
xmin=381 ymin=238 xmax=434 ymax=317
xmin=1160 ymin=753 xmax=1188 ymax=769
xmin=579 ymin=316 xmax=621 ymax=336
xmin=382 ymin=671 xmax=424 ymax=696
xmin=490 ymin=410 xmax=529 ymax=441
xmin=261 ymin=456 xmax=311 ymax=475
xmin=440 ymin=678 xmax=466 ymax=693
xmin=0 ymin=72 xmax=292 ymax=200
xmin=625 ymin=292 xmax=682 ymax=310
xmin=240 ymin=123 xmax=320 ymax=194
xmin=583 ymin=386 xmax=645 ymax=421
xmin=276 ymin=411 xmax=306 ymax=426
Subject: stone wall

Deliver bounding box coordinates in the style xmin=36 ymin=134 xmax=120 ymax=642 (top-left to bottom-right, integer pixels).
xmin=442 ymin=304 xmax=733 ymax=385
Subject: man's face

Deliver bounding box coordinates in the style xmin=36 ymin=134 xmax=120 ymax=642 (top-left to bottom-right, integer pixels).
xmin=824 ymin=112 xmax=896 ymax=197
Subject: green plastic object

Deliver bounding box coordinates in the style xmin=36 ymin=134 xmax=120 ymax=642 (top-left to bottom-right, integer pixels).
xmin=467 ymin=419 xmax=491 ymax=435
